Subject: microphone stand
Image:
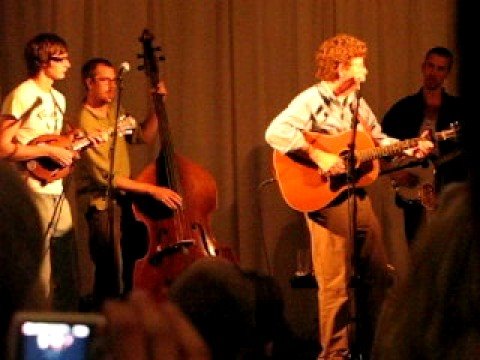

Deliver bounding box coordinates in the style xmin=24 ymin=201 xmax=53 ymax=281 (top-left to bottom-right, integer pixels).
xmin=346 ymin=91 xmax=367 ymax=360
xmin=106 ymin=72 xmax=125 ymax=296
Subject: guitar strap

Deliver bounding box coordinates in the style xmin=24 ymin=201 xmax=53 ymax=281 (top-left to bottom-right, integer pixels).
xmin=16 ymin=97 xmax=43 ymax=127
xmin=50 ymin=90 xmax=67 ymax=132
xmin=351 ymin=97 xmax=373 ymax=136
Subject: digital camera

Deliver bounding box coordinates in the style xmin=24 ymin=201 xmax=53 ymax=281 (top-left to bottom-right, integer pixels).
xmin=8 ymin=311 xmax=107 ymax=360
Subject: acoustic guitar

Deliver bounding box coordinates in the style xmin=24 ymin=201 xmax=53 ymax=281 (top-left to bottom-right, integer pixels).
xmin=273 ymin=130 xmax=434 ymax=212
xmin=25 ymin=115 xmax=135 ymax=184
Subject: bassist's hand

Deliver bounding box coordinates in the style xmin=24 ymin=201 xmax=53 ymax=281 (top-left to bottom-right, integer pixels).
xmin=155 ymin=80 xmax=167 ymax=96
xmin=148 ymin=185 xmax=183 ymax=209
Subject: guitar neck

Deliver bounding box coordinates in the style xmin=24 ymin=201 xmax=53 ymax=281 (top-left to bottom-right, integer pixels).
xmin=71 ymin=128 xmax=114 ymax=152
xmin=356 ymin=125 xmax=459 ymax=164
xmin=72 ymin=137 xmax=93 ymax=152
xmin=356 ymin=137 xmax=419 ymax=163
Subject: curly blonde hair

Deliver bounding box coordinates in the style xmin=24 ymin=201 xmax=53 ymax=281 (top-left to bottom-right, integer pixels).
xmin=315 ymin=33 xmax=367 ymax=81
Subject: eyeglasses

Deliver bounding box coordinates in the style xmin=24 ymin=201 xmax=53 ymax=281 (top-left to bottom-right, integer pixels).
xmin=94 ymin=77 xmax=118 ymax=84
xmin=49 ymin=56 xmax=70 ymax=63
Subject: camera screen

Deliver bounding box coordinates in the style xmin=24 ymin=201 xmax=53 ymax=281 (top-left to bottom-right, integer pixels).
xmin=10 ymin=313 xmax=106 ymax=360
xmin=21 ymin=321 xmax=92 ymax=360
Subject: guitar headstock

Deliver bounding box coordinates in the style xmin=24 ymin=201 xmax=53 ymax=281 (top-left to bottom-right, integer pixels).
xmin=436 ymin=121 xmax=461 ymax=141
xmin=137 ymin=29 xmax=165 ymax=89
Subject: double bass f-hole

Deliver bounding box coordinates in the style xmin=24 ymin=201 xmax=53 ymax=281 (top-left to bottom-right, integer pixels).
xmin=132 ymin=29 xmax=232 ymax=300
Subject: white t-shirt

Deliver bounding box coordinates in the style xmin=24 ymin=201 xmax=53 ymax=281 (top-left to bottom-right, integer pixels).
xmin=1 ymin=79 xmax=66 ymax=195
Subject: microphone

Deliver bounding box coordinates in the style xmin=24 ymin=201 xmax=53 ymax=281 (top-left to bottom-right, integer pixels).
xmin=117 ymin=62 xmax=130 ymax=77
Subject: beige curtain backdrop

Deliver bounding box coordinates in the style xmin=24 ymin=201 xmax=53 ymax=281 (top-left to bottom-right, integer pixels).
xmin=0 ymin=0 xmax=456 ymax=339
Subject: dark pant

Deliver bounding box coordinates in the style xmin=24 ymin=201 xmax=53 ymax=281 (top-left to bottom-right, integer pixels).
xmin=395 ymin=194 xmax=425 ymax=245
xmin=86 ymin=197 xmax=148 ymax=309
xmin=51 ymin=229 xmax=80 ymax=311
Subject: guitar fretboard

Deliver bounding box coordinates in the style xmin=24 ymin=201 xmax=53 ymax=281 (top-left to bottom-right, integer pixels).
xmin=71 ymin=128 xmax=114 ymax=152
xmin=356 ymin=138 xmax=419 ymax=163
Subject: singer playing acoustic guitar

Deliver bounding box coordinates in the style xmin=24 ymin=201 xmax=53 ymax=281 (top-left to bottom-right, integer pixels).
xmin=265 ymin=33 xmax=433 ymax=359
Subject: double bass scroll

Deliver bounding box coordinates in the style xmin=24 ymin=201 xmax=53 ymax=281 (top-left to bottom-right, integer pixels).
xmin=132 ymin=29 xmax=235 ymax=301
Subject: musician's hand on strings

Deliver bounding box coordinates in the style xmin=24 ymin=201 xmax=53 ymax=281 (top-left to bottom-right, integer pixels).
xmin=326 ymin=158 xmax=347 ymax=175
xmin=404 ymin=130 xmax=434 ymax=159
xmin=88 ymin=130 xmax=109 ymax=147
xmin=45 ymin=145 xmax=76 ymax=167
xmin=69 ymin=128 xmax=106 ymax=148
xmin=309 ymin=148 xmax=346 ymax=176
xmin=69 ymin=128 xmax=86 ymax=140
xmin=149 ymin=185 xmax=183 ymax=209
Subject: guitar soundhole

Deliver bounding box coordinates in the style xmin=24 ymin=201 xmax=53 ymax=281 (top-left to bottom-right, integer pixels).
xmin=38 ymin=157 xmax=62 ymax=171
xmin=330 ymin=174 xmax=348 ymax=191
xmin=357 ymin=161 xmax=373 ymax=178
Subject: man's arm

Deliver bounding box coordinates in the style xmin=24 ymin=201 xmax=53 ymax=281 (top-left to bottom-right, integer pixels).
xmin=114 ymin=175 xmax=182 ymax=210
xmin=0 ymin=115 xmax=74 ymax=166
xmin=139 ymin=111 xmax=159 ymax=144
xmin=138 ymin=81 xmax=167 ymax=144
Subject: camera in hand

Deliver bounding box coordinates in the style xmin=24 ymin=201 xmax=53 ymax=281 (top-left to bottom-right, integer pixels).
xmin=8 ymin=311 xmax=107 ymax=360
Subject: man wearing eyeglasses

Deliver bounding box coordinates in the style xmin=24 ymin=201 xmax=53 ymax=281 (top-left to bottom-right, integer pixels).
xmin=75 ymin=58 xmax=182 ymax=310
xmin=0 ymin=32 xmax=80 ymax=311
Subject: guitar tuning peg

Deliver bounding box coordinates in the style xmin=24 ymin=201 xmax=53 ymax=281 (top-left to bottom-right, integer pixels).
xmin=137 ymin=53 xmax=144 ymax=59
xmin=159 ymin=55 xmax=166 ymax=61
xmin=138 ymin=65 xmax=145 ymax=71
xmin=154 ymin=46 xmax=162 ymax=51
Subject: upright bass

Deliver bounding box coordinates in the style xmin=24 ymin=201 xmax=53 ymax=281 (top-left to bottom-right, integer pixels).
xmin=132 ymin=29 xmax=234 ymax=301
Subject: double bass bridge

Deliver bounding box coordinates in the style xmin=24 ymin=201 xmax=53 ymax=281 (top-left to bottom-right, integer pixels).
xmin=148 ymin=239 xmax=196 ymax=266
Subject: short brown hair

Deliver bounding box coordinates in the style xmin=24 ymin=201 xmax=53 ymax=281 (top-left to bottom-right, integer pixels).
xmin=81 ymin=57 xmax=114 ymax=89
xmin=425 ymin=46 xmax=454 ymax=72
xmin=24 ymin=33 xmax=68 ymax=77
xmin=314 ymin=33 xmax=367 ymax=81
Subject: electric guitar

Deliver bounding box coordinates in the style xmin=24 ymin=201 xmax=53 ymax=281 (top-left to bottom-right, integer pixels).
xmin=392 ymin=149 xmax=462 ymax=210
xmin=273 ymin=130 xmax=435 ymax=212
xmin=383 ymin=124 xmax=460 ymax=209
xmin=25 ymin=115 xmax=135 ymax=184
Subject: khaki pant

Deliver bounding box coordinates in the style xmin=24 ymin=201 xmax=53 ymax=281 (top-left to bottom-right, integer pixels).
xmin=307 ymin=193 xmax=389 ymax=359
xmin=32 ymin=193 xmax=74 ymax=307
